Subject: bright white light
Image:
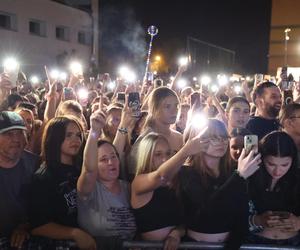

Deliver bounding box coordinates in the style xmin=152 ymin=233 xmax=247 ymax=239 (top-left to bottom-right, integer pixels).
xmin=191 ymin=113 xmax=208 ymax=130
xmin=234 ymin=85 xmax=242 ymax=94
xmin=30 ymin=76 xmax=39 ymax=84
xmin=177 ymin=79 xmax=187 ymax=89
xmin=178 ymin=57 xmax=188 ymax=66
xmin=108 ymin=81 xmax=116 ymax=90
xmin=200 ymin=75 xmax=211 ymax=86
xmin=211 ymin=85 xmax=219 ymax=93
xmin=193 ymin=77 xmax=197 ymax=81
xmin=77 ymin=88 xmax=88 ymax=100
xmin=218 ymin=74 xmax=228 ymax=86
xmin=153 ymin=71 xmax=158 ymax=75
xmin=3 ymin=58 xmax=19 ymax=72
xmin=170 ymin=76 xmax=175 ymax=81
xmin=50 ymin=69 xmax=59 ymax=79
xmin=70 ymin=61 xmax=83 ymax=76
xmin=126 ymin=71 xmax=136 ymax=83
xmin=230 ymin=76 xmax=239 ymax=82
xmin=246 ymin=76 xmax=251 ymax=81
xmin=59 ymin=72 xmax=67 ymax=81
xmin=119 ymin=66 xmax=130 ymax=77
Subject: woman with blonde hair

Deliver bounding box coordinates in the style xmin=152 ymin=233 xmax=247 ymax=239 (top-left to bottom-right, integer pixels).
xmin=131 ymin=131 xmax=207 ymax=250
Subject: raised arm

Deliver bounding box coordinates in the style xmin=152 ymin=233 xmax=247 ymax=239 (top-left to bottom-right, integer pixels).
xmin=131 ymin=127 xmax=209 ymax=195
xmin=77 ymin=105 xmax=105 ymax=198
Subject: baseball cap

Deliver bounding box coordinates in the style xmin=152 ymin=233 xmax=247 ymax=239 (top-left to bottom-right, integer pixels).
xmin=0 ymin=111 xmax=26 ymax=134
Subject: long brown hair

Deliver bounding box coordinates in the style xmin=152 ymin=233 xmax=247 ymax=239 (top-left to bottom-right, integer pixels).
xmin=183 ymin=118 xmax=233 ymax=188
xmin=143 ymin=87 xmax=179 ymax=132
xmin=41 ymin=115 xmax=84 ymax=169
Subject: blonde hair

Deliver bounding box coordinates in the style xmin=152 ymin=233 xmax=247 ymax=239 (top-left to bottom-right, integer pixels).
xmin=135 ymin=132 xmax=170 ymax=176
xmin=55 ymin=100 xmax=83 ymax=118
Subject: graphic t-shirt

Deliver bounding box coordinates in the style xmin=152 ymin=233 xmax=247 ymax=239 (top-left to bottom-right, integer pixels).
xmin=29 ymin=163 xmax=80 ymax=228
xmin=78 ymin=180 xmax=136 ymax=240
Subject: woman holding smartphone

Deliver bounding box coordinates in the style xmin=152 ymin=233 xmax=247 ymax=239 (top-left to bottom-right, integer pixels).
xmin=247 ymin=131 xmax=300 ymax=246
xmin=178 ymin=118 xmax=261 ymax=249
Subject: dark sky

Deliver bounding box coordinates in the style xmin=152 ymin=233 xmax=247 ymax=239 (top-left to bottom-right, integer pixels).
xmin=98 ymin=0 xmax=272 ymax=75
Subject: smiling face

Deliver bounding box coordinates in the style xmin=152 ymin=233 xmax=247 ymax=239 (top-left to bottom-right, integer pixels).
xmin=97 ymin=143 xmax=120 ymax=182
xmin=259 ymin=86 xmax=282 ymax=118
xmin=264 ymin=155 xmax=292 ymax=180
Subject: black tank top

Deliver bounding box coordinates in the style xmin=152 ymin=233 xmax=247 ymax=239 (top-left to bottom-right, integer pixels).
xmin=132 ymin=187 xmax=183 ymax=233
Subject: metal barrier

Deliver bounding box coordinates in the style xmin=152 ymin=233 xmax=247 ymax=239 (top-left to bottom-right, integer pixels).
xmin=123 ymin=241 xmax=300 ymax=250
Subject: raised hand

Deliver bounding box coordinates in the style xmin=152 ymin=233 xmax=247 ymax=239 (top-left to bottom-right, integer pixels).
xmin=237 ymin=149 xmax=261 ymax=179
xmin=90 ymin=96 xmax=106 ymax=136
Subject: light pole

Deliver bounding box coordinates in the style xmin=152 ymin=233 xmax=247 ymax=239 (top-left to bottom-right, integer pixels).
xmin=284 ymin=28 xmax=291 ymax=66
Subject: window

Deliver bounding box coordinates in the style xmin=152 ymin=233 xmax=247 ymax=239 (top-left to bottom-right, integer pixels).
xmin=0 ymin=12 xmax=17 ymax=30
xmin=78 ymin=31 xmax=92 ymax=45
xmin=56 ymin=26 xmax=70 ymax=41
xmin=29 ymin=19 xmax=46 ymax=36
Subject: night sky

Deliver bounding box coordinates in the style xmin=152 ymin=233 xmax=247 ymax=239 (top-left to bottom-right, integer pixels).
xmin=79 ymin=0 xmax=272 ymax=76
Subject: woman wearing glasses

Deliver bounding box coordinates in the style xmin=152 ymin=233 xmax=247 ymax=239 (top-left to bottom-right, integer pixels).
xmin=178 ymin=118 xmax=261 ymax=249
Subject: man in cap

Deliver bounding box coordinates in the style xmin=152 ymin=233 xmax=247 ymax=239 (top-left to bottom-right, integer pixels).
xmin=0 ymin=111 xmax=38 ymax=249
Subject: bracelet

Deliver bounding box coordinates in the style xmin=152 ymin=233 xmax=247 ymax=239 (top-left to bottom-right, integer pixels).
xmin=118 ymin=127 xmax=128 ymax=134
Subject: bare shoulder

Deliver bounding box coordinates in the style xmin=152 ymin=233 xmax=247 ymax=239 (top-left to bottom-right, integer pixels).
xmin=170 ymin=129 xmax=183 ymax=150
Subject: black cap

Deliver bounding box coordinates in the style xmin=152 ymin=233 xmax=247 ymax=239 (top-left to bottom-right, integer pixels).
xmin=0 ymin=111 xmax=26 ymax=134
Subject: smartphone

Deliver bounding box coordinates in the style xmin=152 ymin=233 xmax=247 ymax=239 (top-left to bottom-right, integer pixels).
xmin=63 ymin=87 xmax=74 ymax=100
xmin=154 ymin=78 xmax=163 ymax=88
xmin=244 ymin=135 xmax=258 ymax=155
xmin=146 ymin=72 xmax=154 ymax=85
xmin=190 ymin=92 xmax=200 ymax=107
xmin=128 ymin=92 xmax=141 ymax=117
xmin=255 ymin=74 xmax=264 ymax=85
xmin=117 ymin=92 xmax=125 ymax=104
xmin=283 ymin=90 xmax=293 ymax=105
xmin=281 ymin=67 xmax=288 ymax=90
xmin=273 ymin=211 xmax=290 ymax=219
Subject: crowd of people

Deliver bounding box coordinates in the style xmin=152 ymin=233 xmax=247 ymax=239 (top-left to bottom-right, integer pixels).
xmin=1 ymin=61 xmax=300 ymax=250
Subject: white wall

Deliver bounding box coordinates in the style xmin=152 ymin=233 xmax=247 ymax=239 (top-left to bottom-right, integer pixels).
xmin=0 ymin=0 xmax=92 ymax=75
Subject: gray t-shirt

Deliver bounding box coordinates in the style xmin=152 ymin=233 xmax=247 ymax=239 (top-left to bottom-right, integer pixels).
xmin=78 ymin=180 xmax=136 ymax=240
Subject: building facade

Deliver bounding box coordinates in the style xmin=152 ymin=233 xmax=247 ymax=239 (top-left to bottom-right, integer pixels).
xmin=269 ymin=0 xmax=300 ymax=75
xmin=0 ymin=0 xmax=92 ymax=75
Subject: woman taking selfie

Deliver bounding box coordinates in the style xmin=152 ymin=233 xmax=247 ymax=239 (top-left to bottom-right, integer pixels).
xmin=247 ymin=131 xmax=300 ymax=246
xmin=178 ymin=118 xmax=261 ymax=249
xmin=131 ymin=131 xmax=207 ymax=249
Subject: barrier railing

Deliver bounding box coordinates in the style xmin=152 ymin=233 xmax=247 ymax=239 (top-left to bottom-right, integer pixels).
xmin=123 ymin=241 xmax=300 ymax=250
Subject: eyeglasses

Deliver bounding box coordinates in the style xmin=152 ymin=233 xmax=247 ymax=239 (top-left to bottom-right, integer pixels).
xmin=203 ymin=136 xmax=229 ymax=145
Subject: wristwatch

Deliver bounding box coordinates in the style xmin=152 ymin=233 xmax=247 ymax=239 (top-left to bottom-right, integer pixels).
xmin=118 ymin=127 xmax=128 ymax=134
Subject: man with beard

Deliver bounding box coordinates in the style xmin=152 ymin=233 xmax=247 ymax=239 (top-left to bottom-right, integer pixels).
xmin=0 ymin=111 xmax=38 ymax=249
xmin=246 ymin=81 xmax=282 ymax=140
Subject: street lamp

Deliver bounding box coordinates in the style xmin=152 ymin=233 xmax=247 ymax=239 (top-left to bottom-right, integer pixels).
xmin=284 ymin=28 xmax=291 ymax=66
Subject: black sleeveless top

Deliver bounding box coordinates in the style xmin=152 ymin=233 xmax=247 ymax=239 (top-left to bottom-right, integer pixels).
xmin=178 ymin=166 xmax=249 ymax=234
xmin=132 ymin=187 xmax=183 ymax=233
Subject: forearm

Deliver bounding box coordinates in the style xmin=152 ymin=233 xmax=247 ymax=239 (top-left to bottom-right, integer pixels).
xmin=31 ymin=222 xmax=77 ymax=241
xmin=113 ymin=129 xmax=128 ymax=156
xmin=83 ymin=130 xmax=99 ymax=173
xmin=44 ymin=96 xmax=56 ymax=122
xmin=157 ymin=144 xmax=190 ymax=181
